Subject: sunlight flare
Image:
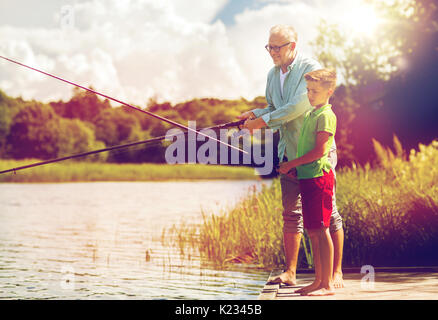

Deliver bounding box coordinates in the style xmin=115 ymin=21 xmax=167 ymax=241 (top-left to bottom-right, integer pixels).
xmin=339 ymin=3 xmax=382 ymax=38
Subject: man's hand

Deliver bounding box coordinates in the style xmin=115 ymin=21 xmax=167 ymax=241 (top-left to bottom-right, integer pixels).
xmin=243 ymin=117 xmax=266 ymax=134
xmin=237 ymin=111 xmax=256 ymax=121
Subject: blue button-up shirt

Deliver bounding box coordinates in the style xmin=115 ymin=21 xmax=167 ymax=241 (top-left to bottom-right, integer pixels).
xmin=251 ymin=52 xmax=335 ymax=162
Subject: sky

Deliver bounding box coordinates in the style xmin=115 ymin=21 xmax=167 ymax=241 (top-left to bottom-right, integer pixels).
xmin=0 ymin=0 xmax=379 ymax=106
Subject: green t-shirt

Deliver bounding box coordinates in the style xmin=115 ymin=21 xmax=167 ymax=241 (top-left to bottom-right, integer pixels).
xmin=296 ymin=104 xmax=337 ymax=179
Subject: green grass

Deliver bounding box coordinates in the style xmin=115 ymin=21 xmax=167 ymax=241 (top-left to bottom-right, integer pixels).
xmin=0 ymin=159 xmax=258 ymax=182
xmin=337 ymin=139 xmax=438 ymax=267
xmin=167 ymin=138 xmax=438 ymax=269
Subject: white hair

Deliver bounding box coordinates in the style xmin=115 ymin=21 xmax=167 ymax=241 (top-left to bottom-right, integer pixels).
xmin=270 ymin=24 xmax=298 ymax=42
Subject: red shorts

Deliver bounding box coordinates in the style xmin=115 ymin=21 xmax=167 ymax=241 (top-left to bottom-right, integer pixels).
xmin=299 ymin=169 xmax=334 ymax=229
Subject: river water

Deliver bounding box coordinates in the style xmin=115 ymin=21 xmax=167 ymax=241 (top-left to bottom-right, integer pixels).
xmin=0 ymin=180 xmax=271 ymax=299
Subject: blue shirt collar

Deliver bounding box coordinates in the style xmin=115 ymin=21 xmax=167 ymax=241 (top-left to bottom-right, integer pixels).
xmin=275 ymin=51 xmax=300 ymax=73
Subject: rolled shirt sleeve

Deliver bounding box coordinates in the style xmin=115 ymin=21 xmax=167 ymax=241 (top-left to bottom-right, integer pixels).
xmin=317 ymin=113 xmax=337 ymax=136
xmin=260 ymin=92 xmax=311 ymax=131
xmin=252 ymin=105 xmax=274 ymax=119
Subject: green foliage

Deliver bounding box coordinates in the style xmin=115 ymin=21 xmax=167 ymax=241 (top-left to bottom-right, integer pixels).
xmin=93 ymin=107 xmax=144 ymax=162
xmin=338 ymin=139 xmax=438 ymax=266
xmin=312 ymin=0 xmax=437 ymax=93
xmin=50 ymin=86 xmax=111 ymax=122
xmin=5 ymin=99 xmax=105 ymax=161
xmin=0 ymin=89 xmax=24 ymax=157
xmin=372 ymin=134 xmax=408 ymax=168
xmin=7 ymin=101 xmax=62 ymax=159
xmin=329 ymin=86 xmax=358 ymax=165
xmin=57 ymin=118 xmax=108 ymax=162
xmin=310 ymin=0 xmax=438 ymax=165
xmin=93 ymin=108 xmax=142 ymax=145
xmin=1 ymin=87 xmax=267 ymax=164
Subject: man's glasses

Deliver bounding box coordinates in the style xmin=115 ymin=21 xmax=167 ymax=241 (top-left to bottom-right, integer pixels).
xmin=265 ymin=42 xmax=291 ymax=53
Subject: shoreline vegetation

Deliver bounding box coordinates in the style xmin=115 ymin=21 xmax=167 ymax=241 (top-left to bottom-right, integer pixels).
xmin=0 ymin=159 xmax=259 ymax=182
xmin=166 ymin=138 xmax=438 ymax=269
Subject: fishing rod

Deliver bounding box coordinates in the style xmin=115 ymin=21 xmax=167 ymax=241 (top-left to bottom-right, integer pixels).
xmin=0 ymin=120 xmax=246 ymax=175
xmin=0 ymin=54 xmax=246 ymax=155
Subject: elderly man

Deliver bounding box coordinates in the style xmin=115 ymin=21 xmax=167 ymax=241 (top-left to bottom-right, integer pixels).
xmin=238 ymin=24 xmax=344 ymax=288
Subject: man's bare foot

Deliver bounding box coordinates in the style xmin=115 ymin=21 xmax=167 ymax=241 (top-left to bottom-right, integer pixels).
xmin=305 ymin=285 xmax=335 ymax=296
xmin=333 ymin=271 xmax=344 ymax=288
xmin=295 ymin=279 xmax=321 ymax=294
xmin=270 ymin=270 xmax=296 ymax=286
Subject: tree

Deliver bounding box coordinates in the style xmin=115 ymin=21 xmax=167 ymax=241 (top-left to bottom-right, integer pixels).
xmin=50 ymin=87 xmax=111 ymax=123
xmin=7 ymin=102 xmax=62 ymax=159
xmin=0 ymin=90 xmax=24 ymax=157
xmin=6 ymin=101 xmax=107 ymax=161
xmin=57 ymin=118 xmax=108 ymax=162
xmin=93 ymin=107 xmax=143 ymax=162
xmin=311 ymin=0 xmax=438 ymax=164
xmin=381 ymin=0 xmax=438 ymax=149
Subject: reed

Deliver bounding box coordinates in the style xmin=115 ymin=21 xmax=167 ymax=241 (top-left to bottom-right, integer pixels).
xmin=338 ymin=139 xmax=438 ymax=266
xmin=168 ymin=138 xmax=438 ymax=268
xmin=0 ymin=159 xmax=258 ymax=182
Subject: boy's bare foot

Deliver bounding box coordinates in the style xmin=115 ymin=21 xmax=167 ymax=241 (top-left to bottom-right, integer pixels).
xmin=270 ymin=270 xmax=296 ymax=286
xmin=333 ymin=271 xmax=344 ymax=288
xmin=305 ymin=285 xmax=335 ymax=296
xmin=295 ymin=280 xmax=321 ymax=295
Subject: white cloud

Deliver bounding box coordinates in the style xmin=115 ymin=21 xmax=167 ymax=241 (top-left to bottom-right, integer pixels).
xmin=0 ymin=0 xmax=239 ymax=105
xmin=0 ymin=0 xmax=370 ymax=106
xmin=225 ymin=2 xmax=322 ymax=99
xmin=172 ymin=0 xmax=229 ymax=23
xmin=226 ymin=0 xmax=376 ymax=95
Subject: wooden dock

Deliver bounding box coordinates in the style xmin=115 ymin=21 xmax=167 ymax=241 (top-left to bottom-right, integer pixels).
xmin=259 ymin=268 xmax=438 ymax=300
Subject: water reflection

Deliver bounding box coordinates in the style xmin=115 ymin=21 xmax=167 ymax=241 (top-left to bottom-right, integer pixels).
xmin=0 ymin=181 xmax=271 ymax=299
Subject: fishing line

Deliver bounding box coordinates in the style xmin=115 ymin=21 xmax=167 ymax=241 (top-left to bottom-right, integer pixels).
xmin=0 ymin=55 xmax=247 ymax=155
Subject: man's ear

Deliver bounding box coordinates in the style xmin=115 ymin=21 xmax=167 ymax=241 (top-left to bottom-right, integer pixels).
xmin=290 ymin=42 xmax=297 ymax=51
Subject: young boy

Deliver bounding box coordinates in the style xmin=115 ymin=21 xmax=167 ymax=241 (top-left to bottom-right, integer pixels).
xmin=278 ymin=68 xmax=337 ymax=296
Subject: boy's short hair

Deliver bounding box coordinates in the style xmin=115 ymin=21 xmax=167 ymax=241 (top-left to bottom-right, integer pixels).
xmin=304 ymin=68 xmax=337 ymax=90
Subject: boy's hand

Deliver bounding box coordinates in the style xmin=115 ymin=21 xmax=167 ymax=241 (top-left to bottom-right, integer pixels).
xmin=277 ymin=162 xmax=297 ymax=177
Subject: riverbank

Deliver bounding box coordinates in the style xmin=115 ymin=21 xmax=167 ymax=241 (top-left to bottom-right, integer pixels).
xmin=0 ymin=159 xmax=259 ymax=182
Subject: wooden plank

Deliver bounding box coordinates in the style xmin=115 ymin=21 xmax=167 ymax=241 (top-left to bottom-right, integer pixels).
xmin=257 ymin=270 xmax=281 ymax=300
xmin=259 ymin=269 xmax=438 ymax=300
